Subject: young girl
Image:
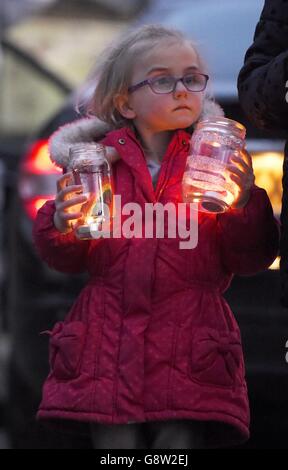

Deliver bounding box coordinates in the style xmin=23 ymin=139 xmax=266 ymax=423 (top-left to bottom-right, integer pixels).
xmin=33 ymin=25 xmax=279 ymax=449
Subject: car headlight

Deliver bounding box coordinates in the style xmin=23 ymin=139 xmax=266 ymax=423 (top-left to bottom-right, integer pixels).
xmin=18 ymin=140 xmax=62 ymax=220
xmin=251 ymin=150 xmax=283 ymax=271
xmin=252 ymin=151 xmax=283 ymax=216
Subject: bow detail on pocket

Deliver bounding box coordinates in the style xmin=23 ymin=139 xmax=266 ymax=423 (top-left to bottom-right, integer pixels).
xmin=190 ymin=328 xmax=244 ymax=388
xmin=49 ymin=321 xmax=87 ymax=381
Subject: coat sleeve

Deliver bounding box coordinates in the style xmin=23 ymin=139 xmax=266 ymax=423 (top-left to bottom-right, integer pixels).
xmin=238 ymin=0 xmax=288 ymax=131
xmin=33 ymin=200 xmax=90 ymax=274
xmin=217 ymin=186 xmax=280 ymax=275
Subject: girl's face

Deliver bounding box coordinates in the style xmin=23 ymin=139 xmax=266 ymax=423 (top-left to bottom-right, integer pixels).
xmin=118 ymin=40 xmax=205 ymax=134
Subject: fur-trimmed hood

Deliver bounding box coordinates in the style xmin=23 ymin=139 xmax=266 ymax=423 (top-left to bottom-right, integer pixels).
xmin=49 ymin=99 xmax=224 ymax=169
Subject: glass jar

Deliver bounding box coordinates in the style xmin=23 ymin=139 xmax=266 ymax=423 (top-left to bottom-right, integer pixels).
xmin=182 ymin=117 xmax=246 ymax=213
xmin=68 ymin=143 xmax=114 ymax=240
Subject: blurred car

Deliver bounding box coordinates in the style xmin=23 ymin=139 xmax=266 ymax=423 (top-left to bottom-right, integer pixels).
xmin=3 ymin=0 xmax=288 ymax=449
xmin=0 ymin=38 xmax=93 ymax=448
xmin=1 ymin=3 xmax=128 ymax=447
xmin=0 ymin=38 xmax=71 ymax=357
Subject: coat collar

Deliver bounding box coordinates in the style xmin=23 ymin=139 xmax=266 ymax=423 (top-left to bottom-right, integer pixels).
xmin=101 ymin=126 xmax=190 ymax=173
xmin=102 ymin=127 xmax=191 ymax=202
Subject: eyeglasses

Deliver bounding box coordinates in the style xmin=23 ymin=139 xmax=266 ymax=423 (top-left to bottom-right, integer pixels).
xmin=128 ymin=73 xmax=209 ymax=94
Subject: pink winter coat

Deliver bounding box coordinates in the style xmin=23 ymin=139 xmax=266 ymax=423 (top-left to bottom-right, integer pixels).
xmin=33 ymin=124 xmax=279 ymax=447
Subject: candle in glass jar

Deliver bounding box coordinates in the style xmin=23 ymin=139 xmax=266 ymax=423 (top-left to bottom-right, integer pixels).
xmin=182 ymin=117 xmax=246 ymax=213
xmin=68 ymin=144 xmax=114 ymax=240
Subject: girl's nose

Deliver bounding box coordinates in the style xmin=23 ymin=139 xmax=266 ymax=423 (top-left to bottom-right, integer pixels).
xmin=173 ymin=80 xmax=188 ymax=98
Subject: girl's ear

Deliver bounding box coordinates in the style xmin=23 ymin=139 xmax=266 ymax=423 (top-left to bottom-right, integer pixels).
xmin=114 ymin=94 xmax=136 ymax=120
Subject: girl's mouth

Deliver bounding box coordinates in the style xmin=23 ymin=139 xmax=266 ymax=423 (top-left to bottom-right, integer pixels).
xmin=174 ymin=106 xmax=191 ymax=111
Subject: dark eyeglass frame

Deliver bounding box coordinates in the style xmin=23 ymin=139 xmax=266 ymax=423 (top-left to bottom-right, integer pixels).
xmin=128 ymin=73 xmax=209 ymax=94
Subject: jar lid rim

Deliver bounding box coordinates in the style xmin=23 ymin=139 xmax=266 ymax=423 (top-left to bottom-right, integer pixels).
xmin=69 ymin=143 xmax=106 ymax=153
xmin=197 ymin=116 xmax=246 ymax=133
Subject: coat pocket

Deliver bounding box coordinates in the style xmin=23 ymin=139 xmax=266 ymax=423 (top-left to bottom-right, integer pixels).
xmin=189 ymin=327 xmax=244 ymax=389
xmin=49 ymin=321 xmax=87 ymax=381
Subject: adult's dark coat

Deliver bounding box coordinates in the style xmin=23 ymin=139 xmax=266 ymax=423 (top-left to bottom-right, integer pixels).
xmin=238 ymin=0 xmax=288 ymax=305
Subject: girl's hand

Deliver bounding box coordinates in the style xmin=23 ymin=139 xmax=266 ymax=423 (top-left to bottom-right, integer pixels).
xmin=53 ymin=147 xmax=119 ymax=234
xmin=228 ymin=149 xmax=255 ymax=210
xmin=54 ymin=173 xmax=88 ymax=234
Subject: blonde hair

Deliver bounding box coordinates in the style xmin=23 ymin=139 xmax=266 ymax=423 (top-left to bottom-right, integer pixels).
xmin=83 ymin=24 xmax=207 ymax=129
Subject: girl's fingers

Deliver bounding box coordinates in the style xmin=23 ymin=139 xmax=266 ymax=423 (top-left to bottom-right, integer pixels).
xmin=228 ymin=152 xmax=255 ymax=185
xmin=229 ymin=173 xmax=242 ymax=186
xmin=56 ymin=172 xmax=73 ymax=192
xmin=56 ymin=173 xmax=84 ymax=200
xmin=227 ymin=164 xmax=249 ymax=181
xmin=230 ymin=149 xmax=253 ymax=169
xmin=56 ymin=185 xmax=84 ymax=203
xmin=57 ymin=195 xmax=87 ymax=212
xmin=58 ymin=211 xmax=84 ymax=221
xmin=230 ymin=172 xmax=255 ymax=190
xmin=240 ymin=149 xmax=253 ymax=167
xmin=229 ymin=156 xmax=250 ymax=173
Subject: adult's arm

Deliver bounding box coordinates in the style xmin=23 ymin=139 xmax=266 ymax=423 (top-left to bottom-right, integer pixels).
xmin=238 ymin=0 xmax=288 ymax=130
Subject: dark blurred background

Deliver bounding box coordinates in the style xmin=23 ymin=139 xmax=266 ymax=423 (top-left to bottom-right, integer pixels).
xmin=0 ymin=0 xmax=288 ymax=449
